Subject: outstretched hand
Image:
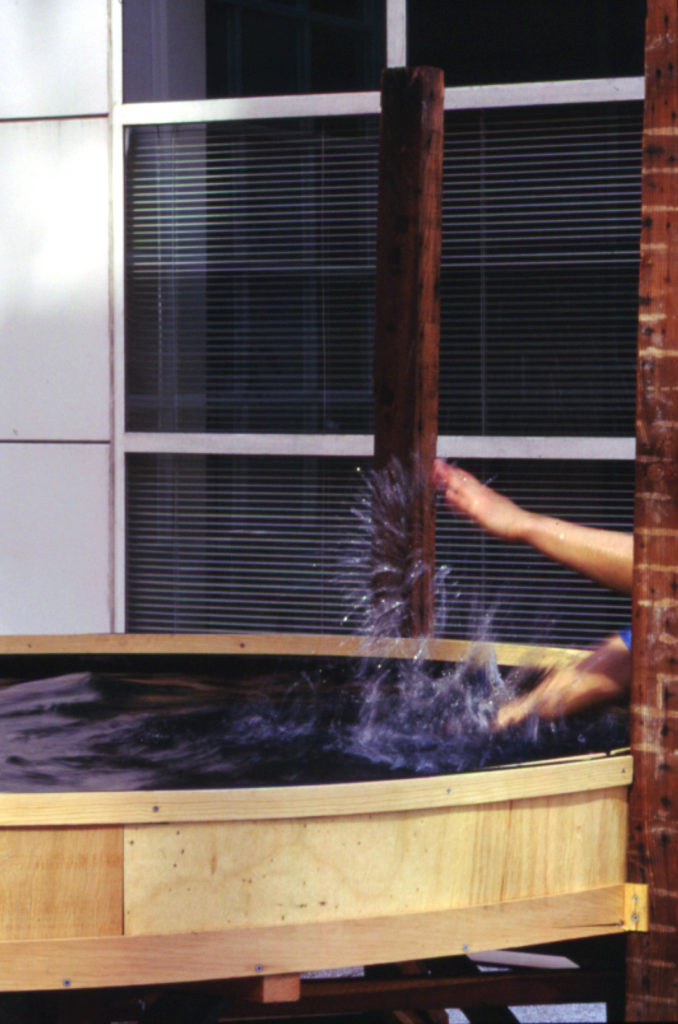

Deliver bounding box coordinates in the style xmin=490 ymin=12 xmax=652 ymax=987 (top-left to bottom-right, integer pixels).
xmin=432 ymin=459 xmax=531 ymax=542
xmin=492 ymin=634 xmax=632 ymax=729
xmin=433 ymin=459 xmax=633 ymax=594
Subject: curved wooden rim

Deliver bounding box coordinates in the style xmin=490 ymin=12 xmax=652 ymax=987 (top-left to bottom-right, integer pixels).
xmin=0 ymin=632 xmax=585 ymax=668
xmin=0 ymin=752 xmax=632 ymax=826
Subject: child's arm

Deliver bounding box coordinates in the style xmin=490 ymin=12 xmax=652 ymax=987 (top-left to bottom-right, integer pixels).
xmin=433 ymin=460 xmax=633 ymax=595
xmin=493 ymin=633 xmax=632 ymax=728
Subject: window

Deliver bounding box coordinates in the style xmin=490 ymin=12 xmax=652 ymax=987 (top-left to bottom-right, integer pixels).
xmin=123 ymin=0 xmax=385 ymax=103
xmin=408 ymin=0 xmax=645 ymax=87
xmin=207 ymin=0 xmax=385 ymax=97
xmin=118 ymin=1 xmax=642 ymax=645
xmin=125 ymin=117 xmax=377 ymax=433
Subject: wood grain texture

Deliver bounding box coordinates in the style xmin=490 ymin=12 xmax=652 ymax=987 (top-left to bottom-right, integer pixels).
xmin=123 ymin=788 xmax=628 ymax=935
xmin=0 ymin=827 xmax=122 ymax=940
xmin=0 ymin=887 xmax=630 ymax=991
xmin=628 ymin=2 xmax=678 ymax=1019
xmin=373 ymin=66 xmax=444 ymax=636
xmin=0 ymin=754 xmax=632 ymax=825
xmin=0 ymin=631 xmax=586 ymax=668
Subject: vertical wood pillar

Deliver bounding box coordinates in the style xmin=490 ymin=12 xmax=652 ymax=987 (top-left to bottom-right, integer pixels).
xmin=627 ymin=2 xmax=678 ymax=1019
xmin=373 ymin=66 xmax=444 ymax=637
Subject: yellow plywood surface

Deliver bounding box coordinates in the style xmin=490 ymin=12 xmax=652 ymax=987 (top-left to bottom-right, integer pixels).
xmin=0 ymin=887 xmax=630 ymax=991
xmin=0 ymin=753 xmax=632 ymax=826
xmin=0 ymin=827 xmax=122 ymax=940
xmin=124 ymin=787 xmax=628 ymax=935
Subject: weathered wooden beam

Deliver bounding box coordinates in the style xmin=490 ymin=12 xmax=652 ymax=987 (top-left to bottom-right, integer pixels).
xmin=218 ymin=970 xmax=624 ymax=1018
xmin=373 ymin=66 xmax=444 ymax=637
xmin=627 ymin=2 xmax=678 ymax=1019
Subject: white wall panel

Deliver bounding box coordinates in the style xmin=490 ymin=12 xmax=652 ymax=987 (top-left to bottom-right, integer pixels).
xmin=0 ymin=0 xmax=108 ymax=118
xmin=0 ymin=444 xmax=111 ymax=634
xmin=0 ymin=118 xmax=110 ymax=441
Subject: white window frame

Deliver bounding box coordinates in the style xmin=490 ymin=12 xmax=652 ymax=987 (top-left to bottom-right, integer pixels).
xmin=110 ymin=0 xmax=642 ymax=631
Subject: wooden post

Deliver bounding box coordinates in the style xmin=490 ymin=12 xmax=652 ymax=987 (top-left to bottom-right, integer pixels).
xmin=627 ymin=3 xmax=678 ymax=1019
xmin=373 ymin=66 xmax=444 ymax=637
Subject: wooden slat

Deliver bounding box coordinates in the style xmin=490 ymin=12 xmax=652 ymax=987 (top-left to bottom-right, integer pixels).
xmin=0 ymin=631 xmax=585 ymax=668
xmin=0 ymin=886 xmax=630 ymax=992
xmin=0 ymin=753 xmax=632 ymax=826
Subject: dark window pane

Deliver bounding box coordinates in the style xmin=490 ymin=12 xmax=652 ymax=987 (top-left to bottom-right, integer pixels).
xmin=408 ymin=0 xmax=646 ymax=87
xmin=439 ymin=103 xmax=642 ymax=437
xmin=126 ymin=105 xmax=641 ymax=437
xmin=206 ymin=0 xmax=384 ymax=98
xmin=311 ymin=23 xmax=373 ymax=93
xmin=126 ymin=454 xmax=371 ymax=634
xmin=125 ymin=118 xmax=378 ymax=433
xmin=240 ymin=9 xmax=301 ymax=95
xmin=311 ymin=1 xmax=364 ymax=16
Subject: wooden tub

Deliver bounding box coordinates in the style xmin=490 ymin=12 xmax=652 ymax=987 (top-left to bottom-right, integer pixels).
xmin=0 ymin=633 xmax=645 ymax=993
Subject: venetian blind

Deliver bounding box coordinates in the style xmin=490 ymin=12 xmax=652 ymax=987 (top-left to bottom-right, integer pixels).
xmin=125 ymin=103 xmax=640 ymax=643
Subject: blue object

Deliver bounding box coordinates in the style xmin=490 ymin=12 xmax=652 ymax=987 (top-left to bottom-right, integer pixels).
xmin=618 ymin=627 xmax=632 ymax=649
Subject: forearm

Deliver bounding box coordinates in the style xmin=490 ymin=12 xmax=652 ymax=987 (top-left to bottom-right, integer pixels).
xmin=494 ymin=633 xmax=632 ymax=728
xmin=433 ymin=461 xmax=634 ymax=594
xmin=518 ymin=513 xmax=633 ymax=595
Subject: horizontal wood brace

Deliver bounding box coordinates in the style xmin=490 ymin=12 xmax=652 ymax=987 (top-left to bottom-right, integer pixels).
xmin=0 ymin=886 xmax=632 ymax=992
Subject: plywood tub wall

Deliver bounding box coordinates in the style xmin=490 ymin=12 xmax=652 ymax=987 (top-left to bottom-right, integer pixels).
xmin=0 ymin=634 xmax=643 ymax=992
xmin=0 ymin=754 xmax=639 ymax=992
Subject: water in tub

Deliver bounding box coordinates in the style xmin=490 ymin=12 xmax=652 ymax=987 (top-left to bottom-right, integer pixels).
xmin=0 ymin=462 xmax=627 ymax=790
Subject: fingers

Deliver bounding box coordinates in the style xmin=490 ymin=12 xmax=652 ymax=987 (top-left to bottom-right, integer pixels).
xmin=432 ymin=458 xmax=455 ymax=491
xmin=431 ymin=459 xmax=475 ymax=507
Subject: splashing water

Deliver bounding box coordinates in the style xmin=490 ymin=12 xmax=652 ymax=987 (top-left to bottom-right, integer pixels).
xmin=334 ymin=458 xmax=627 ymax=777
xmin=0 ymin=460 xmax=627 ymax=791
